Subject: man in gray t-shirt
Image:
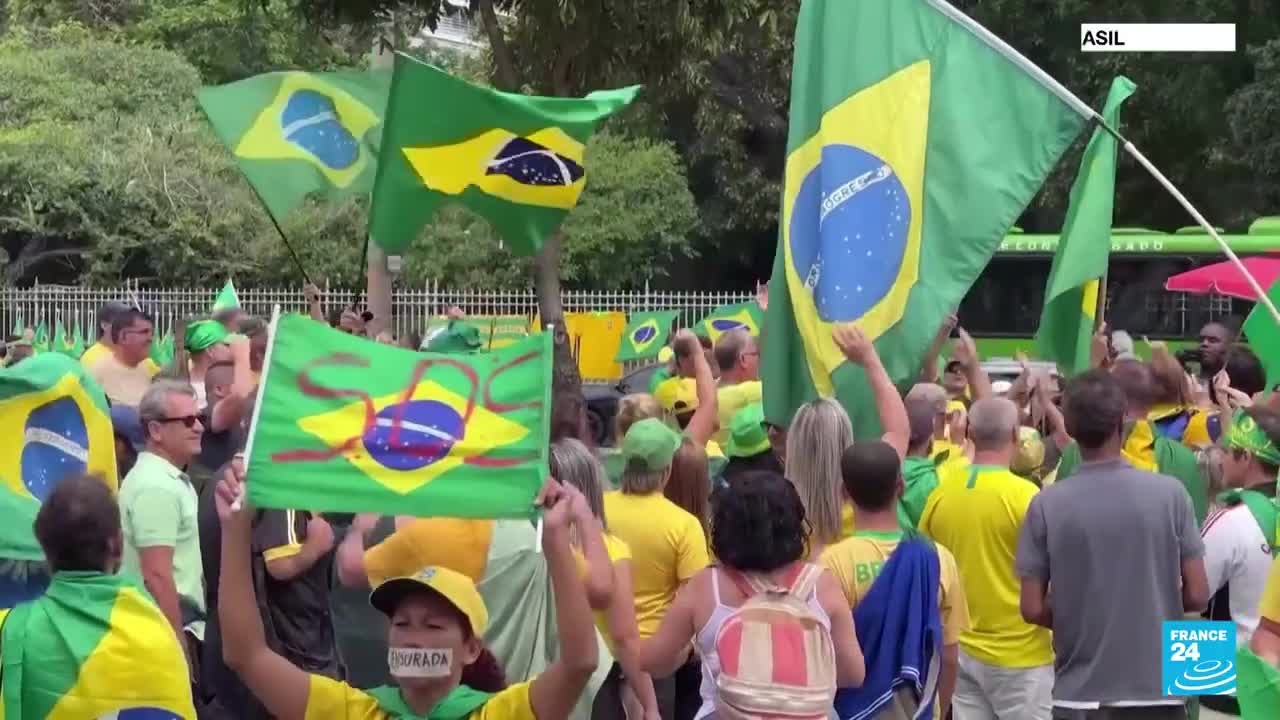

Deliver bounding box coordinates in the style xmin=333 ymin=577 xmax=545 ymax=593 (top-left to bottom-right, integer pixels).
xmin=1016 ymin=367 xmax=1209 ymax=719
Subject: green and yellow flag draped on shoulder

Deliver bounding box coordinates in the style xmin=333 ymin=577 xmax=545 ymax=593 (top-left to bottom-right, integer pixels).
xmin=369 ymin=54 xmax=640 ymax=256
xmin=198 ymin=70 xmax=392 ymax=221
xmin=696 ymin=302 xmax=763 ymax=344
xmin=0 ymin=354 xmax=116 ymax=564
xmin=0 ymin=572 xmax=196 ymax=719
xmin=246 ymin=315 xmax=553 ymax=519
xmin=761 ymin=0 xmax=1088 ymax=434
xmin=616 ymin=310 xmax=679 ymax=362
xmin=1035 ymin=76 xmax=1136 ymax=376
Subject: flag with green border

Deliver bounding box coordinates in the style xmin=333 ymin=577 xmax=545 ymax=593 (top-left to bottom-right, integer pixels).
xmin=1236 ymin=645 xmax=1280 ymax=718
xmin=761 ymin=0 xmax=1088 ymax=435
xmin=246 ymin=314 xmax=553 ymax=519
xmin=53 ymin=320 xmax=74 ymax=357
xmin=695 ymin=302 xmax=763 ymax=344
xmin=472 ymin=315 xmax=532 ymax=350
xmin=70 ymin=320 xmax=85 ymax=358
xmin=1035 ymin=76 xmax=1136 ymax=376
xmin=198 ymin=70 xmax=392 ymax=221
xmin=32 ymin=322 xmax=49 ymax=353
xmin=368 ymin=53 xmax=640 ymax=256
xmin=0 ymin=573 xmax=196 ymax=718
xmin=1244 ymin=281 xmax=1280 ymax=390
xmin=616 ymin=310 xmax=679 ymax=362
xmin=212 ymin=279 xmax=241 ymax=312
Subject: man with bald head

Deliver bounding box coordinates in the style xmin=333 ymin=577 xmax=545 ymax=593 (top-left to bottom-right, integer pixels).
xmin=920 ymin=397 xmax=1053 ymax=719
xmin=712 ymin=328 xmax=762 ymax=446
xmin=1056 ymin=359 xmax=1207 ymax=525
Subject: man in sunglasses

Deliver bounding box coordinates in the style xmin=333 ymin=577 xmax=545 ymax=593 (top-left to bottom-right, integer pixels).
xmin=118 ymin=379 xmax=207 ymax=679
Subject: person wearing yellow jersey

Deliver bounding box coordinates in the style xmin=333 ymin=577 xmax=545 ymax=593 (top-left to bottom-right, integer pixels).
xmin=81 ymin=301 xmax=162 ymax=376
xmin=215 ymin=465 xmax=601 ymax=720
xmin=822 ymin=441 xmax=969 ymax=718
xmin=919 ymin=398 xmax=1053 ymax=720
xmin=87 ymin=307 xmax=160 ymax=406
xmin=604 ymin=418 xmax=709 ymax=718
xmin=710 ymin=329 xmax=761 ymax=447
xmin=550 ymin=437 xmax=660 ymax=720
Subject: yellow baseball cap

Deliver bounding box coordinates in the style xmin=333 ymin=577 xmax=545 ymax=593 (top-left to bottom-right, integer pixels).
xmin=369 ymin=566 xmax=489 ymax=635
xmin=657 ymin=346 xmax=675 ymax=363
xmin=654 ymin=377 xmax=698 ymax=414
xmin=1011 ymin=426 xmax=1046 ymax=477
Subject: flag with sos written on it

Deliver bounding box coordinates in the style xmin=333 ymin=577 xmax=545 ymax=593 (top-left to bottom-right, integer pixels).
xmin=246 ymin=314 xmax=552 ymax=519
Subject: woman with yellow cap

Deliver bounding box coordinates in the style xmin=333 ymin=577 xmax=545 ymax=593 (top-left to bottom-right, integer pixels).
xmin=214 ymin=463 xmax=602 ymax=720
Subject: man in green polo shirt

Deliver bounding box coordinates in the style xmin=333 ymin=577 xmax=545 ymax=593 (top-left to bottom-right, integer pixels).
xmin=120 ymin=379 xmax=207 ymax=664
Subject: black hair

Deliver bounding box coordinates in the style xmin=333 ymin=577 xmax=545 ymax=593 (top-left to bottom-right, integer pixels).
xmin=840 ymin=440 xmax=901 ymax=511
xmin=109 ymin=308 xmax=153 ymax=343
xmin=97 ymin=301 xmax=130 ymax=339
xmin=722 ymin=450 xmax=784 ymax=484
xmin=1063 ymin=369 xmax=1126 ymax=450
xmin=327 ymin=307 xmax=344 ymax=328
xmin=1218 ymin=345 xmax=1266 ymax=400
xmin=709 ymin=471 xmax=807 ymax=572
xmin=34 ymin=474 xmax=120 ymax=572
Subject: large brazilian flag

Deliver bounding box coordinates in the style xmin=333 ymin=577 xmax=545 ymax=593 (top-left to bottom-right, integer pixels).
xmin=762 ymin=0 xmax=1089 ymax=433
xmin=246 ymin=314 xmax=553 ymax=519
xmin=198 ymin=70 xmax=392 ymax=222
xmin=0 ymin=573 xmax=196 ymax=719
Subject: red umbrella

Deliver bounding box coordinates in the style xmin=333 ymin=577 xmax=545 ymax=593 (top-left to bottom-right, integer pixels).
xmin=1164 ymin=256 xmax=1280 ymax=301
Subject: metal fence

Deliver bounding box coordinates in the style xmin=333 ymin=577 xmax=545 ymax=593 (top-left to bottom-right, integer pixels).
xmin=0 ymin=280 xmax=756 ymax=340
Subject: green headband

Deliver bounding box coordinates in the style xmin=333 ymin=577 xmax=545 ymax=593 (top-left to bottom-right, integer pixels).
xmin=184 ymin=319 xmax=229 ymax=353
xmin=1225 ymin=410 xmax=1280 ymax=467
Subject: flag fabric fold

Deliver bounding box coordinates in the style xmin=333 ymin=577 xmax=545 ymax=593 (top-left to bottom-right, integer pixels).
xmin=1035 ymin=76 xmax=1137 ymax=376
xmin=198 ymin=70 xmax=392 ymax=221
xmin=695 ymin=302 xmax=763 ymax=344
xmin=368 ymin=53 xmax=640 ymax=256
xmin=615 ymin=310 xmax=679 ymax=362
xmin=761 ymin=0 xmax=1088 ymax=435
xmin=0 ymin=571 xmax=196 ymax=719
xmin=212 ymin=279 xmax=241 ymax=313
xmin=246 ymin=315 xmax=553 ymax=519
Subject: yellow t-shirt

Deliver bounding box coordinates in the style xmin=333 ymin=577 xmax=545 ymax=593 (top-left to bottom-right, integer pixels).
xmin=305 ymin=675 xmax=534 ymax=720
xmin=84 ymin=351 xmax=160 ymax=406
xmin=819 ymin=531 xmax=970 ymax=647
xmin=841 ymin=503 xmax=856 ymax=538
xmin=82 ymin=342 xmax=160 ymax=375
xmin=603 ymin=491 xmax=709 ymax=638
xmin=713 ymin=380 xmax=763 ymax=446
xmin=364 ymin=518 xmax=495 ymax=586
xmin=573 ymin=533 xmax=632 ymax=654
xmin=1260 ymin=556 xmax=1280 ymax=624
xmin=918 ymin=464 xmax=1053 ymax=668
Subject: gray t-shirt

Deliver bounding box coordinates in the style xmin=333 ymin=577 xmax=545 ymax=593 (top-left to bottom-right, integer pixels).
xmin=1015 ymin=458 xmax=1205 ymax=706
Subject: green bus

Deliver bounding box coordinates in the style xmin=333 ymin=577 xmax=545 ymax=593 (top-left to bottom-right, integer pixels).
xmin=964 ymin=216 xmax=1280 ymax=359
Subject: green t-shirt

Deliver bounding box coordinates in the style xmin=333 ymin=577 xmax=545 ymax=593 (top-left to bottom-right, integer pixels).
xmin=899 ymin=455 xmax=941 ymax=529
xmin=118 ymin=452 xmax=206 ymax=623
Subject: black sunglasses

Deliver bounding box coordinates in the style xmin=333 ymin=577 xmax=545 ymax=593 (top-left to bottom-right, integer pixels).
xmin=153 ymin=415 xmax=201 ymax=429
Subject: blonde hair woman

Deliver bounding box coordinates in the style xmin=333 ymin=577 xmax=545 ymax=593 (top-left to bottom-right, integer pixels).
xmin=551 ymin=438 xmax=660 ymax=720
xmin=786 ymin=398 xmax=855 ymax=553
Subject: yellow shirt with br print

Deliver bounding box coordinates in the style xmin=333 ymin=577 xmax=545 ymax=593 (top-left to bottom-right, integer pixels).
xmin=305 ymin=675 xmax=534 ymax=720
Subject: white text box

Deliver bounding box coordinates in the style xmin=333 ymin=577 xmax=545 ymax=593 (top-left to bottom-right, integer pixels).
xmin=1081 ymin=24 xmax=1236 ymax=52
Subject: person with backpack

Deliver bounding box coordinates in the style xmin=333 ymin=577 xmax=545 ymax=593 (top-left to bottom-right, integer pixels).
xmin=822 ymin=441 xmax=969 ymax=719
xmin=639 ymin=470 xmax=866 ymax=720
xmin=1199 ymin=407 xmax=1280 ymax=717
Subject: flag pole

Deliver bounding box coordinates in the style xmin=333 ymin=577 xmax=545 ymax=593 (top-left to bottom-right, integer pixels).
xmin=927 ymin=0 xmax=1280 ymax=328
xmin=232 ymin=303 xmax=282 ymax=512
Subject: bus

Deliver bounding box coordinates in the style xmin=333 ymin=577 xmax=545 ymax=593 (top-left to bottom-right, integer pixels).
xmin=962 ymin=216 xmax=1280 ymax=358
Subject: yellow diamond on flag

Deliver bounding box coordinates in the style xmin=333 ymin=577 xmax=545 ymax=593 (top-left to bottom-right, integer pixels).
xmin=297 ymin=379 xmax=530 ymax=496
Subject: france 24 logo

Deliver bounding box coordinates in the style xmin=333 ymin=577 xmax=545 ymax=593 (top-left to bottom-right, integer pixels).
xmin=1162 ymin=621 xmax=1237 ymax=696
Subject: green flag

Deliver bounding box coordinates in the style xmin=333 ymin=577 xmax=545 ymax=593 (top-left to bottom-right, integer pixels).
xmin=32 ymin=322 xmax=49 ymax=353
xmin=150 ymin=332 xmax=175 ymax=368
xmin=368 ymin=54 xmax=640 ymax=256
xmin=1244 ymin=282 xmax=1280 ymax=389
xmin=1034 ymin=76 xmax=1137 ymax=376
xmin=198 ymin=70 xmax=392 ymax=221
xmin=9 ymin=313 xmax=21 ymax=337
xmin=761 ymin=0 xmax=1088 ymax=434
xmin=246 ymin=314 xmax=553 ymax=519
xmin=53 ymin=320 xmax=73 ymax=357
xmin=1237 ymin=645 xmax=1280 ymax=718
xmin=616 ymin=310 xmax=679 ymax=362
xmin=212 ymin=279 xmax=241 ymax=312
xmin=70 ymin=320 xmax=85 ymax=358
xmin=695 ymin=302 xmax=763 ymax=344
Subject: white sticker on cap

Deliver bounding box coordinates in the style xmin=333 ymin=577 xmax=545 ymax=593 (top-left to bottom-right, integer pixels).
xmin=388 ymin=647 xmax=453 ymax=678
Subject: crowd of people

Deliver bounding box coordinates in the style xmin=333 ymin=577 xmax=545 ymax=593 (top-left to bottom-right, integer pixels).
xmin=1 ymin=289 xmax=1279 ymax=720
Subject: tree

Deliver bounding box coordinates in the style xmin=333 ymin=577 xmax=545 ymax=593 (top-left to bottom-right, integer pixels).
xmin=284 ymin=0 xmax=747 ymax=394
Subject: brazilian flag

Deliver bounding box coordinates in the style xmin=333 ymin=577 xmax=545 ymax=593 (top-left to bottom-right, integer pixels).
xmin=0 ymin=573 xmax=196 ymax=718
xmin=616 ymin=310 xmax=679 ymax=363
xmin=369 ymin=53 xmax=639 ymax=256
xmin=0 ymin=354 xmax=116 ymax=607
xmin=761 ymin=0 xmax=1088 ymax=435
xmin=32 ymin=322 xmax=49 ymax=354
xmin=198 ymin=70 xmax=392 ymax=222
xmin=150 ymin=331 xmax=175 ymax=368
xmin=695 ymin=302 xmax=763 ymax=344
xmin=247 ymin=315 xmax=553 ymax=519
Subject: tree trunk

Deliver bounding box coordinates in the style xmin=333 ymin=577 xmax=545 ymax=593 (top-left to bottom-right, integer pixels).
xmin=365 ymin=29 xmax=395 ymax=337
xmin=535 ymin=231 xmax=581 ymax=397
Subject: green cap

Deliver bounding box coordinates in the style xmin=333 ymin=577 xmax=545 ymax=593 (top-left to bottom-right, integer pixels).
xmin=184 ymin=319 xmax=230 ymax=353
xmin=424 ymin=320 xmax=483 ymax=354
xmin=621 ymin=418 xmax=682 ymax=471
xmin=726 ymin=403 xmax=771 ymax=458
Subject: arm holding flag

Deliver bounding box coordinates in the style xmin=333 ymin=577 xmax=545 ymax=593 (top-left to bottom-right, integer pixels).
xmin=833 ymin=325 xmax=910 ymax=458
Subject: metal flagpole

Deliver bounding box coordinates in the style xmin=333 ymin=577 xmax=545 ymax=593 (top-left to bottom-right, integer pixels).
xmin=927 ymin=0 xmax=1280 ymax=327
